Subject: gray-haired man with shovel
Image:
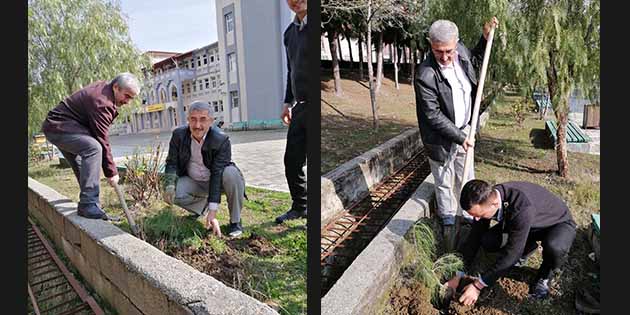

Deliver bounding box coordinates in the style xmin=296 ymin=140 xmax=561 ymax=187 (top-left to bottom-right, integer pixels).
xmin=41 ymin=73 xmax=140 ymax=220
xmin=414 ymin=17 xmax=499 ymax=250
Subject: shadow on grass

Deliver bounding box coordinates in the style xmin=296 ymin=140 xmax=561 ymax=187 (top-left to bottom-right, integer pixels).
xmin=529 ymin=128 xmax=554 ymax=149
xmin=475 ymin=136 xmax=556 ymax=175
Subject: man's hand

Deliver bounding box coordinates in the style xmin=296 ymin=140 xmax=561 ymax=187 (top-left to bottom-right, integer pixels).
xmin=206 ymin=211 xmax=222 ymax=237
xmin=459 ymin=282 xmax=481 ymax=306
xmin=281 ymin=103 xmax=292 ymax=126
xmin=163 ymin=185 xmax=175 ymax=205
xmin=107 ymin=175 xmax=119 ymax=187
xmin=446 ymin=275 xmax=462 ymax=291
xmin=483 ymin=16 xmax=499 ymax=40
xmin=462 ymin=138 xmax=475 ymax=152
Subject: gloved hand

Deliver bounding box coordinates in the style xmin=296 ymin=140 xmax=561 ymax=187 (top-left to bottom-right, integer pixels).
xmin=163 ymin=185 xmax=175 ymax=205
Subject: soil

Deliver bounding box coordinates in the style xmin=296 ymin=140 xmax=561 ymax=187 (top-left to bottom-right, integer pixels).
xmin=170 ymin=233 xmax=279 ymax=286
xmin=173 ymin=245 xmax=245 ymax=285
xmin=227 ymin=233 xmax=280 ymax=257
xmin=387 ymin=279 xmax=440 ymax=315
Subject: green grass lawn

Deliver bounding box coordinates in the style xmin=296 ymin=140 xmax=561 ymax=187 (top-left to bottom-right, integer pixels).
xmin=28 ymin=162 xmax=306 ymax=315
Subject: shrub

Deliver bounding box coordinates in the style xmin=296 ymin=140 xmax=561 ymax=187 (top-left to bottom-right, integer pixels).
xmin=123 ymin=144 xmax=164 ymax=208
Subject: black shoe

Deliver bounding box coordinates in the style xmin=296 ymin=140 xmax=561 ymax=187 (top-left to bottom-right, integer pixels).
xmin=77 ymin=204 xmax=107 ymax=220
xmin=275 ymin=209 xmax=307 ymax=224
xmin=528 ymin=278 xmax=550 ymax=300
xmin=228 ymin=222 xmax=243 ymax=237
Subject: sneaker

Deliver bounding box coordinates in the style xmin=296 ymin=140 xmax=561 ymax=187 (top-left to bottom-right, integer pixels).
xmin=77 ymin=204 xmax=107 ymax=220
xmin=275 ymin=209 xmax=307 ymax=224
xmin=228 ymin=222 xmax=243 ymax=237
xmin=529 ymin=278 xmax=550 ymax=300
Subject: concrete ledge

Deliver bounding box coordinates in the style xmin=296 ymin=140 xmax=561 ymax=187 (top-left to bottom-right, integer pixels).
xmin=321 ymin=175 xmax=436 ymax=315
xmin=321 ymin=128 xmax=422 ymax=228
xmin=28 ymin=177 xmax=278 ymax=315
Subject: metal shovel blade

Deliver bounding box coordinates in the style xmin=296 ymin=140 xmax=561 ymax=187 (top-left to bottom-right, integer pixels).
xmin=113 ymin=182 xmax=140 ymax=236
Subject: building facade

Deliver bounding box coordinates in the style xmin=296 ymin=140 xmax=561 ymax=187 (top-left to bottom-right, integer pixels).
xmin=126 ymin=43 xmax=225 ymax=134
xmin=215 ymin=0 xmax=293 ymax=126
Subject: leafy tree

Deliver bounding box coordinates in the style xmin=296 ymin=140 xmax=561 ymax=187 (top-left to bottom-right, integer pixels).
xmin=28 ymin=0 xmax=150 ymax=138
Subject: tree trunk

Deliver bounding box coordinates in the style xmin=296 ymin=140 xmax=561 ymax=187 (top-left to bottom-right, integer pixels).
xmin=547 ymin=51 xmax=569 ymax=177
xmin=375 ymin=31 xmax=384 ymax=94
xmin=337 ymin=35 xmax=344 ymax=63
xmin=367 ymin=1 xmax=378 ymax=129
xmin=556 ymin=109 xmax=569 ymax=177
xmin=409 ymin=47 xmax=416 ymax=81
xmin=346 ymin=32 xmax=354 ymax=69
xmin=358 ymin=35 xmax=364 ymax=80
xmin=327 ymin=29 xmax=343 ymax=96
xmin=393 ymin=39 xmax=399 ymax=90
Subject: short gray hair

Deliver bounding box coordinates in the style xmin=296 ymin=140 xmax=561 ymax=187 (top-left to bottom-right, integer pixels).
xmin=111 ymin=72 xmax=140 ymax=94
xmin=428 ymin=20 xmax=459 ymax=44
xmin=188 ymin=100 xmax=212 ymax=115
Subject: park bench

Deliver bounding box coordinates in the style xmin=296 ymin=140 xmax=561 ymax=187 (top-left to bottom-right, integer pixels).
xmin=590 ymin=213 xmax=600 ymax=261
xmin=545 ymin=120 xmax=591 ymax=144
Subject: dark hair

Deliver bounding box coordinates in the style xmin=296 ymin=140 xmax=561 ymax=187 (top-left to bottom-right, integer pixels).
xmin=460 ymin=179 xmax=494 ymax=210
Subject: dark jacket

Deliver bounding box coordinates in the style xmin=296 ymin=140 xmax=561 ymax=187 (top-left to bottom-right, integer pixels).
xmin=460 ymin=181 xmax=576 ymax=286
xmin=414 ymin=36 xmax=487 ymax=162
xmin=283 ymin=17 xmax=309 ymax=104
xmin=41 ymin=81 xmax=119 ymax=177
xmin=164 ymin=125 xmax=235 ymax=204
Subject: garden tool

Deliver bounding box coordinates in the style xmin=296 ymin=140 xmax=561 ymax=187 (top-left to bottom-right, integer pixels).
xmin=455 ymin=21 xmax=497 ymax=247
xmin=113 ymin=182 xmax=140 ymax=237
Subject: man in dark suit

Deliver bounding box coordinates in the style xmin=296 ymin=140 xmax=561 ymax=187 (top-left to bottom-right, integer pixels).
xmin=414 ymin=17 xmax=498 ymax=248
xmin=275 ymin=0 xmax=308 ymax=224
xmin=446 ymin=180 xmax=577 ymax=305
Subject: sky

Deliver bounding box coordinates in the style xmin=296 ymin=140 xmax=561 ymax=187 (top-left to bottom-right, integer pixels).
xmin=119 ymin=0 xmax=218 ymax=53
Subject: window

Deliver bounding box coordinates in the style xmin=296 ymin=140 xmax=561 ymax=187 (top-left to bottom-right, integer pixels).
xmin=187 ymin=83 xmax=191 ymax=94
xmin=219 ymin=100 xmax=224 ymax=112
xmin=213 ymin=101 xmax=219 ymax=113
xmin=193 ymin=81 xmax=197 ymax=92
xmin=197 ymin=56 xmax=201 ymax=67
xmin=225 ymin=12 xmax=234 ymax=33
xmin=210 ymin=55 xmax=215 ymax=63
xmin=203 ymin=55 xmax=208 ymax=64
xmin=230 ymin=91 xmax=239 ymax=108
xmin=199 ymin=81 xmax=203 ymax=91
xmin=228 ymin=53 xmax=236 ymax=72
xmin=190 ymin=60 xmax=194 ymax=68
xmin=211 ymin=77 xmax=217 ymax=88
xmin=205 ymin=78 xmax=210 ymax=89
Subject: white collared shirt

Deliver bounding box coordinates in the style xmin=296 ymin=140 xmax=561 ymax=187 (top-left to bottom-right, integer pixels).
xmin=293 ymin=14 xmax=307 ymax=31
xmin=439 ymin=56 xmax=472 ymax=128
xmin=187 ymin=132 xmax=210 ymax=182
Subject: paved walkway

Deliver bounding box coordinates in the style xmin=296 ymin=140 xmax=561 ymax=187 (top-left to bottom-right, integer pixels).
xmin=109 ymin=128 xmax=294 ymax=192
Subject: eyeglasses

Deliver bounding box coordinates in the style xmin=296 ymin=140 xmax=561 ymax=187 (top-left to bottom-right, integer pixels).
xmin=432 ymin=48 xmax=457 ymax=57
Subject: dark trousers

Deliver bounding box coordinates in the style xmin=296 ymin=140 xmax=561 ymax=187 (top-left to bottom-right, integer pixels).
xmin=284 ymin=102 xmax=307 ymax=212
xmin=43 ymin=131 xmax=103 ymax=207
xmin=481 ymin=220 xmax=576 ymax=280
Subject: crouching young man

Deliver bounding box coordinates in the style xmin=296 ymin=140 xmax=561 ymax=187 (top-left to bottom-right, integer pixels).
xmin=447 ymin=180 xmax=576 ymax=305
xmin=163 ymin=101 xmax=246 ymax=237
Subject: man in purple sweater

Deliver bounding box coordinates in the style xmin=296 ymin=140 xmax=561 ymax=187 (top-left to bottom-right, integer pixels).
xmin=41 ymin=73 xmax=140 ymax=219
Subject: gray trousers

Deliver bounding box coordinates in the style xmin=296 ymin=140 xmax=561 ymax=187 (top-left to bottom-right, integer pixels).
xmin=43 ymin=132 xmax=102 ymax=207
xmin=174 ymin=165 xmax=245 ymax=223
xmin=428 ymin=126 xmax=475 ymax=225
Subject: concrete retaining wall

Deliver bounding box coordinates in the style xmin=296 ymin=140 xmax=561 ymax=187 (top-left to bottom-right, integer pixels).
xmin=27 ymin=177 xmax=278 ymax=315
xmin=321 ymin=128 xmax=422 ymax=228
